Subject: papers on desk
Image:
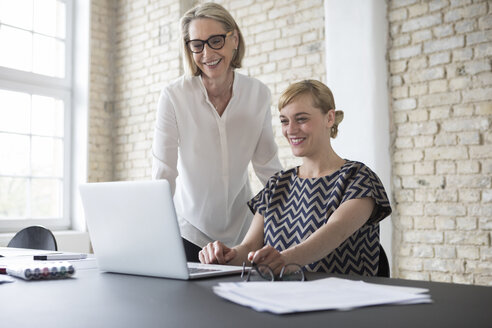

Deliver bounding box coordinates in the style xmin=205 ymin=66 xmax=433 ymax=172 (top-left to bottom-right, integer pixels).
xmin=214 ymin=277 xmax=432 ymax=314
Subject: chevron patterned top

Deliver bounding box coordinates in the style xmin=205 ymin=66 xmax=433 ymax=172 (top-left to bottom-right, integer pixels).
xmin=248 ymin=160 xmax=392 ymax=276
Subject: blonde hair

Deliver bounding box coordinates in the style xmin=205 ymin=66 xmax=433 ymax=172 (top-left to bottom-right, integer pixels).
xmin=180 ymin=2 xmax=245 ymax=76
xmin=278 ymin=80 xmax=344 ymax=138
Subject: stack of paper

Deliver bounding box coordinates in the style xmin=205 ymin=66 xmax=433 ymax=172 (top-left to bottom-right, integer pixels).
xmin=213 ymin=277 xmax=432 ymax=314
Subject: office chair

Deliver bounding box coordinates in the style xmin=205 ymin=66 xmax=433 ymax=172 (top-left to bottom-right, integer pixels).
xmin=7 ymin=225 xmax=58 ymax=251
xmin=377 ymin=244 xmax=390 ymax=277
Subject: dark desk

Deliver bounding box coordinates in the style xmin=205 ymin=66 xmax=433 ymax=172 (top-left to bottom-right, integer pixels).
xmin=2 ymin=268 xmax=491 ymax=328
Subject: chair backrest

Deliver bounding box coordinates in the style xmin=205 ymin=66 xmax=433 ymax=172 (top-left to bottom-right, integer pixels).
xmin=7 ymin=225 xmax=58 ymax=251
xmin=377 ymin=243 xmax=390 ymax=277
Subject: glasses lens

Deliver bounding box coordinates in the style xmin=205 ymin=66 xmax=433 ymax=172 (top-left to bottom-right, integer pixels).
xmin=207 ymin=35 xmax=225 ymax=49
xmin=188 ymin=41 xmax=204 ymax=53
xmin=248 ymin=264 xmax=274 ymax=281
xmin=279 ymin=264 xmax=304 ymax=281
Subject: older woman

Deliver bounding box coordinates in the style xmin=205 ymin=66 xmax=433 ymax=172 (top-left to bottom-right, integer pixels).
xmin=199 ymin=80 xmax=392 ymax=276
xmin=152 ymin=3 xmax=282 ymax=262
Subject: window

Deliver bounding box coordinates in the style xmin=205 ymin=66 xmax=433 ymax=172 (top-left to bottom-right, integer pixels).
xmin=0 ymin=0 xmax=73 ymax=232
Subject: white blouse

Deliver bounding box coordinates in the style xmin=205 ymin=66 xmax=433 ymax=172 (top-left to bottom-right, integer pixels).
xmin=152 ymin=72 xmax=282 ymax=247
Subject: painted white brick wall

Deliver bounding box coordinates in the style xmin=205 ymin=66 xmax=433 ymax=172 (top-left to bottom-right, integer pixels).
xmin=389 ymin=0 xmax=492 ymax=285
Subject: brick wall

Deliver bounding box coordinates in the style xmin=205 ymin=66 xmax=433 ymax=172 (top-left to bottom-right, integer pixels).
xmin=389 ymin=0 xmax=492 ymax=285
xmin=89 ymin=0 xmax=116 ymax=182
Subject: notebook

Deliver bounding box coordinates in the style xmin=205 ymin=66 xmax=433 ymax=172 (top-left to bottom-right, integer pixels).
xmin=79 ymin=179 xmax=244 ymax=280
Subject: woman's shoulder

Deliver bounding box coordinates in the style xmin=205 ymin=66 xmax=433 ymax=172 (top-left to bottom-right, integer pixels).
xmin=163 ymin=75 xmax=200 ymax=94
xmin=268 ymin=167 xmax=296 ymax=183
xmin=235 ymin=72 xmax=270 ymax=95
xmin=341 ymin=160 xmax=372 ymax=173
xmin=339 ymin=160 xmax=383 ymax=182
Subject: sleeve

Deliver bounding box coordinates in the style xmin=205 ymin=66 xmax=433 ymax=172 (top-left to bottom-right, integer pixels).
xmin=152 ymin=88 xmax=179 ymax=194
xmin=251 ymin=87 xmax=283 ymax=185
xmin=341 ymin=163 xmax=392 ymax=224
xmin=247 ymin=172 xmax=280 ymax=216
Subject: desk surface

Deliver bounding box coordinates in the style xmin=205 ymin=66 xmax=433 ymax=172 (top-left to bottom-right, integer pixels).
xmin=2 ymin=268 xmax=491 ymax=328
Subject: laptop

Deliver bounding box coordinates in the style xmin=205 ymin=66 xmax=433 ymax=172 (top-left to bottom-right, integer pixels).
xmin=79 ymin=179 xmax=244 ymax=280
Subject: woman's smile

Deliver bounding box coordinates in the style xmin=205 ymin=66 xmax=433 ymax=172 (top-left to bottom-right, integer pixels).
xmin=289 ymin=137 xmax=306 ymax=146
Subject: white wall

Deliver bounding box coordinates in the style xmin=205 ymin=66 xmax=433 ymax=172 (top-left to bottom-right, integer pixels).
xmin=324 ymin=0 xmax=393 ymax=269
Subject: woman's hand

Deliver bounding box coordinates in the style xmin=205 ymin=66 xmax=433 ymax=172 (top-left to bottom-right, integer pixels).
xmin=248 ymin=245 xmax=288 ymax=275
xmin=199 ymin=241 xmax=237 ymax=265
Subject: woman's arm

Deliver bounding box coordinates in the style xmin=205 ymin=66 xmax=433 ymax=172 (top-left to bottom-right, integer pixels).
xmin=152 ymin=89 xmax=179 ymax=193
xmin=199 ymin=211 xmax=265 ymax=265
xmin=249 ymin=197 xmax=375 ymax=273
xmin=251 ymin=93 xmax=283 ymax=185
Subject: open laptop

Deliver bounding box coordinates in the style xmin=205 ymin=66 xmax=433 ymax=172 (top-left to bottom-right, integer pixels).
xmin=79 ymin=179 xmax=244 ymax=280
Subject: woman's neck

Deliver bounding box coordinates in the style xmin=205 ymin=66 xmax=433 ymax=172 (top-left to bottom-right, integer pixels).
xmin=298 ymin=149 xmax=345 ymax=178
xmin=202 ymin=70 xmax=234 ymax=98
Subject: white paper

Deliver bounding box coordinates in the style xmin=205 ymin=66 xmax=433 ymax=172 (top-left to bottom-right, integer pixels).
xmin=213 ymin=277 xmax=432 ymax=314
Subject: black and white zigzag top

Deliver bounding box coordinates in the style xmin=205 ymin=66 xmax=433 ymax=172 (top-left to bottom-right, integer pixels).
xmin=248 ymin=160 xmax=392 ymax=276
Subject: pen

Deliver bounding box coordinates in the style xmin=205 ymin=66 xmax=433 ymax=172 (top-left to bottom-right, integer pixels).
xmin=33 ymin=254 xmax=88 ymax=261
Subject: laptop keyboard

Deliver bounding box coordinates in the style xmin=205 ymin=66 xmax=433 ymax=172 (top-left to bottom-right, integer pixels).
xmin=188 ymin=267 xmax=220 ymax=274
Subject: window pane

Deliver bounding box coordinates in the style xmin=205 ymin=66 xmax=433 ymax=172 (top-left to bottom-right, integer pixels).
xmin=32 ymin=95 xmax=64 ymax=137
xmin=33 ymin=33 xmax=65 ymax=77
xmin=31 ymin=178 xmax=61 ymax=218
xmin=31 ymin=136 xmax=63 ymax=177
xmin=0 ymin=25 xmax=32 ymax=72
xmin=0 ymin=177 xmax=28 ymax=218
xmin=0 ymin=90 xmax=30 ymax=134
xmin=0 ymin=0 xmax=33 ymax=30
xmin=33 ymin=0 xmax=66 ymax=39
xmin=0 ymin=133 xmax=30 ymax=175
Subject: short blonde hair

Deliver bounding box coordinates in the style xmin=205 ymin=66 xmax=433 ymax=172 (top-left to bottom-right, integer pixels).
xmin=180 ymin=2 xmax=245 ymax=76
xmin=278 ymin=80 xmax=344 ymax=138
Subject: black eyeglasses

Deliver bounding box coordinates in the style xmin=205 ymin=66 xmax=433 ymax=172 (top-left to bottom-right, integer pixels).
xmin=186 ymin=31 xmax=233 ymax=54
xmin=241 ymin=262 xmax=306 ymax=282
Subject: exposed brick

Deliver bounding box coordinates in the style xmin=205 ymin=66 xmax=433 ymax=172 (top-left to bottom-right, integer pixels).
xmin=423 ymin=35 xmax=465 ymax=53
xmin=395 ymin=136 xmax=414 ymax=148
xmin=402 ymin=175 xmax=445 ymax=189
xmin=470 ymin=145 xmax=492 ymax=159
xmin=404 ymin=230 xmax=444 ymax=244
xmin=436 ymin=216 xmax=456 ymax=230
xmin=456 ymin=217 xmax=478 ymax=230
xmin=446 ymin=231 xmax=489 ymax=245
xmin=401 ymin=13 xmax=442 ymax=32
xmin=429 ymin=52 xmax=450 ymax=66
xmin=390 ymin=44 xmax=422 ymax=60
xmin=433 ymin=24 xmax=454 ymax=38
xmin=389 ymin=8 xmax=408 ymax=22
xmin=424 ymin=259 xmax=464 ymax=273
xmin=447 ymin=175 xmax=491 ymax=188
xmin=429 ymin=0 xmax=448 ymax=12
xmin=429 ymin=79 xmax=448 ymax=93
xmin=394 ymin=149 xmax=424 ymax=162
xmin=412 ymin=29 xmax=433 ymax=43
xmin=435 ymin=245 xmax=457 ymax=259
xmin=426 ymin=203 xmax=467 ymax=216
xmin=397 ymin=121 xmax=438 ymax=136
xmin=435 ymin=133 xmax=457 ymax=146
xmin=421 ymin=91 xmax=461 ymax=107
xmin=425 ymin=146 xmax=469 ymax=160
xmin=442 ymin=117 xmax=489 ymax=132
xmin=399 ymin=257 xmax=423 ymax=270
xmin=394 ymin=98 xmax=417 ymax=111
xmin=413 ymin=244 xmax=434 ymax=257
xmin=436 ymin=161 xmax=456 ymax=174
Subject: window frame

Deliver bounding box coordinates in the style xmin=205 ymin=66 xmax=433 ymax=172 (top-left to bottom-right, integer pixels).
xmin=0 ymin=0 xmax=74 ymax=233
